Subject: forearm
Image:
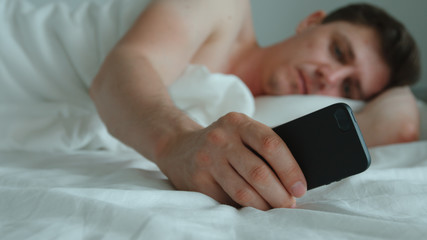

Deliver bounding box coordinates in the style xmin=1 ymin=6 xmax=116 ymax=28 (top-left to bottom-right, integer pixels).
xmin=355 ymin=87 xmax=420 ymax=147
xmin=90 ymin=48 xmax=201 ymax=162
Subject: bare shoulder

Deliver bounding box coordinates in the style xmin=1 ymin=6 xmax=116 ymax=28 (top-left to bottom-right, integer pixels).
xmin=181 ymin=0 xmax=255 ymax=71
xmin=116 ymin=0 xmax=253 ymax=83
xmin=158 ymin=0 xmax=253 ymax=39
xmin=144 ymin=0 xmax=250 ymax=25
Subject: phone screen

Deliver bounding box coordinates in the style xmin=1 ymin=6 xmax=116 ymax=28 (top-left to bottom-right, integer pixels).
xmin=272 ymin=103 xmax=371 ymax=190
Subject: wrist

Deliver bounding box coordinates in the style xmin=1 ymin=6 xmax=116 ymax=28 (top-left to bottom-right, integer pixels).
xmin=151 ymin=113 xmax=202 ymax=168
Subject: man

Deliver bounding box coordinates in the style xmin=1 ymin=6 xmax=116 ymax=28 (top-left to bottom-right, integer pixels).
xmin=90 ymin=0 xmax=420 ymax=210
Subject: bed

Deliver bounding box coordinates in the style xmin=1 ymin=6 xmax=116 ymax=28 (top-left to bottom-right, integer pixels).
xmin=1 ymin=0 xmax=427 ymax=239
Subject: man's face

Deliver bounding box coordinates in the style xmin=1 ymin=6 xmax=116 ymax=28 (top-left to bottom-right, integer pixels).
xmin=261 ymin=21 xmax=390 ymax=100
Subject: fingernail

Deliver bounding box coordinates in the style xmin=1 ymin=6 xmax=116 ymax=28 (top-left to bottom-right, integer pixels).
xmin=291 ymin=181 xmax=306 ymax=198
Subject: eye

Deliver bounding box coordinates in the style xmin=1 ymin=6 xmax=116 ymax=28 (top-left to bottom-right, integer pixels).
xmin=333 ymin=43 xmax=345 ymax=63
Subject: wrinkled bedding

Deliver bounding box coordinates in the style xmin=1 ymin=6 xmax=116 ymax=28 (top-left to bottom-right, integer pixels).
xmin=1 ymin=0 xmax=427 ymax=239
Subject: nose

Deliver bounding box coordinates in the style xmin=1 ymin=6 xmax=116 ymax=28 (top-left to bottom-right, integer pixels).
xmin=317 ymin=64 xmax=354 ymax=88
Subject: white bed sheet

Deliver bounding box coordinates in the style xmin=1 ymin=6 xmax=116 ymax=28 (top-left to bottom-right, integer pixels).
xmin=1 ymin=0 xmax=427 ymax=239
xmin=1 ymin=68 xmax=427 ymax=240
xmin=1 ymin=141 xmax=427 ymax=239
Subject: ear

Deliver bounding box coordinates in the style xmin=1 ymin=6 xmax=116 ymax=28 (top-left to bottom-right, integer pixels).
xmin=296 ymin=10 xmax=327 ymax=34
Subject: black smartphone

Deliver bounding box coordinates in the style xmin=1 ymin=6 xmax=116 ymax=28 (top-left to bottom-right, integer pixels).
xmin=272 ymin=103 xmax=371 ymax=190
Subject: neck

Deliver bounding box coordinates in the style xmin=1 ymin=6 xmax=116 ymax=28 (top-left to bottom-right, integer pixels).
xmin=228 ymin=45 xmax=267 ymax=97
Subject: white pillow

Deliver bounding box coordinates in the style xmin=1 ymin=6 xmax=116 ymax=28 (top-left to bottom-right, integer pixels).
xmin=253 ymin=95 xmax=365 ymax=127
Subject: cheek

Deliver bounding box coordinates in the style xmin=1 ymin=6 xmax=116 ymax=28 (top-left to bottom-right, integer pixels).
xmin=264 ymin=74 xmax=287 ymax=95
xmin=305 ymin=41 xmax=316 ymax=50
xmin=264 ymin=71 xmax=294 ymax=95
xmin=300 ymin=39 xmax=329 ymax=61
xmin=264 ymin=76 xmax=280 ymax=95
xmin=297 ymin=37 xmax=317 ymax=54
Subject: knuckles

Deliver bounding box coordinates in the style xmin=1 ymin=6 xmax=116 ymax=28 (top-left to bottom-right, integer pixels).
xmin=248 ymin=164 xmax=271 ymax=184
xmin=233 ymin=187 xmax=254 ymax=205
xmin=259 ymin=135 xmax=282 ymax=159
xmin=185 ymin=112 xmax=299 ymax=210
xmin=262 ymin=135 xmax=282 ymax=151
xmin=205 ymin=128 xmax=227 ymax=146
xmin=221 ymin=112 xmax=247 ymax=126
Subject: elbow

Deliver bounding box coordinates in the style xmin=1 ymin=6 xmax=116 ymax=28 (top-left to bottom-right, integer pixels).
xmin=89 ymin=49 xmax=119 ymax=103
xmin=398 ymin=104 xmax=421 ymax=143
xmin=398 ymin=121 xmax=420 ymax=143
xmin=362 ymin=116 xmax=420 ymax=147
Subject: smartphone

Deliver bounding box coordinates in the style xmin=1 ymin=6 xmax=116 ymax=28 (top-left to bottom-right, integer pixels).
xmin=272 ymin=103 xmax=371 ymax=190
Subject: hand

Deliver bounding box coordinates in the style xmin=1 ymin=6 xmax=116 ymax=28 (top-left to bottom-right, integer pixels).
xmin=356 ymin=86 xmax=420 ymax=147
xmin=156 ymin=112 xmax=307 ymax=210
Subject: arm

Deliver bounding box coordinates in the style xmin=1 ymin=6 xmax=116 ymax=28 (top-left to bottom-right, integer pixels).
xmin=90 ymin=0 xmax=211 ymax=161
xmin=355 ymin=86 xmax=420 ymax=147
xmin=90 ymin=0 xmax=306 ymax=210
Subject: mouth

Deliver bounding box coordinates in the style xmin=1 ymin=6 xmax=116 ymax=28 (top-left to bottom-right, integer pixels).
xmin=297 ymin=70 xmax=309 ymax=95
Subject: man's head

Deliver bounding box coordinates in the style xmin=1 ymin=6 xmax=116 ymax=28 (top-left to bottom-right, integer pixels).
xmin=258 ymin=3 xmax=420 ymax=100
xmin=322 ymin=3 xmax=420 ymax=93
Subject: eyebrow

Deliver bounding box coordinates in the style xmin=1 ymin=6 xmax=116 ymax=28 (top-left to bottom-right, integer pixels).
xmin=335 ymin=31 xmax=355 ymax=62
xmin=334 ymin=31 xmax=371 ymax=100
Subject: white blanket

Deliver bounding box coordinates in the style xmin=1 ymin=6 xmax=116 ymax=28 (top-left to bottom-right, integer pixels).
xmin=1 ymin=0 xmax=427 ymax=239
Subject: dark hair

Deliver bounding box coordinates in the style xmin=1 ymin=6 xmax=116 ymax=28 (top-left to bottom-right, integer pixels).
xmin=322 ymin=3 xmax=421 ymax=91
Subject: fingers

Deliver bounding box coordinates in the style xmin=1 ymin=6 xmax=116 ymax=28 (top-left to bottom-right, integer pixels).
xmin=212 ymin=112 xmax=306 ymax=207
xmin=171 ymin=112 xmax=306 ymax=210
xmin=227 ymin=145 xmax=296 ymax=208
xmin=191 ymin=155 xmax=271 ymax=210
xmin=236 ymin=115 xmax=307 ymax=199
xmin=193 ymin=175 xmax=239 ymax=208
xmin=213 ymin=162 xmax=271 ymax=210
xmin=186 ymin=127 xmax=270 ymax=210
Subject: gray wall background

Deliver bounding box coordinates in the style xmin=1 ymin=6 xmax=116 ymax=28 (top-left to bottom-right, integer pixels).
xmin=250 ymin=0 xmax=427 ymax=99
